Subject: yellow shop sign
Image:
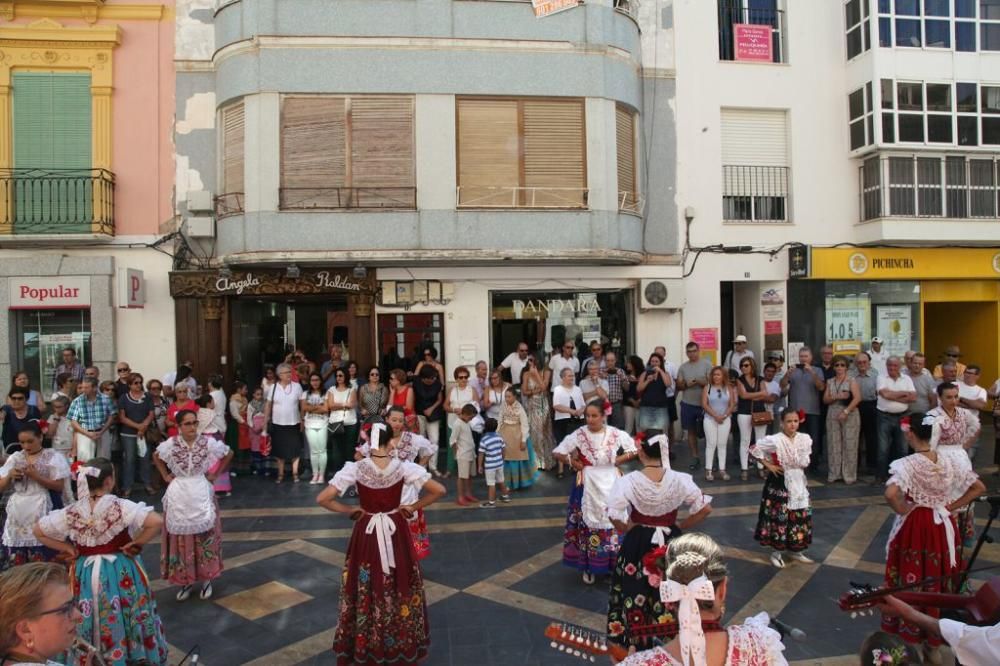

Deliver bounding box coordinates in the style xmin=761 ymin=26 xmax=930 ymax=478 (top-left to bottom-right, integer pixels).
xmin=806 ymin=248 xmax=1000 ymax=280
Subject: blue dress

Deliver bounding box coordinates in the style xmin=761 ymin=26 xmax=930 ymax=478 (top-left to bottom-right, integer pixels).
xmin=38 ymin=495 xmax=168 ymax=666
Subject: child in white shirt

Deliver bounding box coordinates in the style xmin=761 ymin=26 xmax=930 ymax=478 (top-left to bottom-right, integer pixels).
xmin=450 ymin=403 xmax=478 ymax=506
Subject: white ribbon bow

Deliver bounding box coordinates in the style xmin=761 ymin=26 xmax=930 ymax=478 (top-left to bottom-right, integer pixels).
xmin=648 ymin=434 xmax=670 ymax=469
xmin=370 ymin=423 xmax=388 ymax=450
xmin=933 ymin=505 xmax=957 ymax=567
xmin=76 ymin=466 xmax=101 ymax=499
xmin=83 ymin=554 xmax=117 ymax=648
xmin=660 ymin=575 xmax=716 ymax=666
xmin=650 ymin=525 xmax=672 ymax=547
xmin=364 ymin=511 xmax=398 ymax=576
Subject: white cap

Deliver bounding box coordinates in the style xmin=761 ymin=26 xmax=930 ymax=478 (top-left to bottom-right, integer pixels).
xmin=871 ymin=336 xmax=884 ymax=344
xmin=734 ymin=335 xmax=748 ymax=343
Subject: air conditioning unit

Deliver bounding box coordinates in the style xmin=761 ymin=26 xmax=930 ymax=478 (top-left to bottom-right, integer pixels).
xmin=639 ymin=279 xmax=685 ymax=310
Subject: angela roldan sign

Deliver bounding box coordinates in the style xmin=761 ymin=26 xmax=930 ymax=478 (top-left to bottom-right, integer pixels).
xmin=214 ymin=271 xmax=363 ymax=295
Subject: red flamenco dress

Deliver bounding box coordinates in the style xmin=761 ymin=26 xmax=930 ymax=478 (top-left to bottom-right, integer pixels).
xmin=881 ymin=452 xmax=978 ymax=647
xmin=330 ymin=457 xmax=432 ymax=665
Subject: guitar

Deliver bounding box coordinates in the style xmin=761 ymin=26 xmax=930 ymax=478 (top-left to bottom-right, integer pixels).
xmin=544 ymin=620 xmax=723 ymax=663
xmin=839 ymin=576 xmax=1000 ymax=626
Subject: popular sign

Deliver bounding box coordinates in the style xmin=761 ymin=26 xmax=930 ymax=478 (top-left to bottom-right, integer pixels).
xmin=9 ymin=276 xmax=91 ymax=309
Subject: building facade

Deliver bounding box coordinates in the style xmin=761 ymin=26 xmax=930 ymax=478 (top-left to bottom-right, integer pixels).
xmin=0 ymin=0 xmax=175 ymax=396
xmin=675 ymin=0 xmax=1000 ymax=381
xmin=173 ymin=0 xmax=683 ymax=383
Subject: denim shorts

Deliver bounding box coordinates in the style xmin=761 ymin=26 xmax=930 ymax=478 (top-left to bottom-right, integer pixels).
xmin=639 ymin=406 xmax=668 ymax=431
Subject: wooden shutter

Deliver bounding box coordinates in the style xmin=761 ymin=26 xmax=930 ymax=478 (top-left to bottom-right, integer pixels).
xmin=12 ymin=73 xmax=93 ymax=230
xmin=616 ymin=104 xmax=637 ymax=211
xmin=280 ymin=97 xmax=346 ymax=208
xmin=221 ymin=101 xmax=245 ymax=196
xmin=522 ymin=99 xmax=585 ymax=207
xmin=457 ymin=99 xmax=519 ymax=206
xmin=350 ymin=96 xmax=415 ymax=207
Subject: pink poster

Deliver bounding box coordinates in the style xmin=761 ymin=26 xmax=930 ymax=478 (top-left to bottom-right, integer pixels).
xmin=734 ymin=24 xmax=774 ymax=62
xmin=689 ymin=327 xmax=719 ymax=350
xmin=764 ymin=320 xmax=783 ymax=335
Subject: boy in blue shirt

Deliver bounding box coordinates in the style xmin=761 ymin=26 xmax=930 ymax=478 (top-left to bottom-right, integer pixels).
xmin=477 ymin=418 xmax=511 ymax=508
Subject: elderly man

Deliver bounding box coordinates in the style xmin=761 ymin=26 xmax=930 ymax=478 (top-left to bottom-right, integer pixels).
xmin=603 ymin=351 xmax=629 ymax=430
xmin=780 ymin=346 xmax=826 ymax=470
xmin=320 ymin=343 xmax=344 ymax=390
xmin=580 ymin=340 xmax=607 ymax=380
xmin=850 ymin=352 xmax=880 ymax=474
xmin=114 ymin=361 xmax=132 ymax=399
xmin=67 ymin=376 xmax=116 ymax=463
xmin=938 ymin=360 xmax=960 ymax=386
xmin=906 ymin=353 xmax=937 ymax=414
xmin=875 ymin=356 xmax=916 ymax=482
xmin=933 ymin=345 xmax=967 ymax=380
xmin=548 ymin=340 xmax=580 ymax=390
xmin=958 ymin=365 xmax=988 ymax=411
xmin=499 ymin=342 xmax=531 ymax=387
xmin=724 ymin=335 xmax=755 ymax=375
xmin=52 ymin=347 xmax=85 ymax=393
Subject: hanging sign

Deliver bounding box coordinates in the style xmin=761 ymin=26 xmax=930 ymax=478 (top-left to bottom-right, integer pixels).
xmin=117 ymin=268 xmax=145 ymax=309
xmin=532 ymin=0 xmax=579 ymax=18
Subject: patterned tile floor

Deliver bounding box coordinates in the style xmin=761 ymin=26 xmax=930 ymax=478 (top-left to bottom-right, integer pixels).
xmin=135 ymin=452 xmax=1000 ymax=666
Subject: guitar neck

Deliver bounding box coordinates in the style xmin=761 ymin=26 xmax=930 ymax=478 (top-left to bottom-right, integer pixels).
xmin=895 ymin=591 xmax=975 ymax=610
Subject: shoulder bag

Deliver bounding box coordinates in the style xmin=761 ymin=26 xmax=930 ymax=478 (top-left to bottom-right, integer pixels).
xmin=750 ymin=378 xmax=773 ymax=425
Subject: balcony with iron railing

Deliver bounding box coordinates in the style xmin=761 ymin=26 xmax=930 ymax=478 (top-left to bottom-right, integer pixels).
xmin=722 ymin=165 xmax=789 ymax=222
xmin=613 ymin=0 xmax=639 ymax=21
xmin=279 ymin=187 xmax=417 ymax=211
xmin=859 ymin=155 xmax=1000 ymax=222
xmin=0 ymin=169 xmax=114 ymax=235
xmin=457 ymin=186 xmax=589 ymax=209
xmin=717 ymin=1 xmax=786 ymax=63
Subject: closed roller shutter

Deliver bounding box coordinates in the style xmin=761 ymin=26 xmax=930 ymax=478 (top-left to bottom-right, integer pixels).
xmin=616 ymin=104 xmax=637 ymax=210
xmin=351 ymin=96 xmax=415 ymax=207
xmin=523 ymin=99 xmax=586 ymax=207
xmin=457 ymin=99 xmax=520 ymax=206
xmin=280 ymin=96 xmax=346 ymax=208
xmin=721 ymin=108 xmax=788 ymax=196
xmin=221 ymin=101 xmax=246 ymax=196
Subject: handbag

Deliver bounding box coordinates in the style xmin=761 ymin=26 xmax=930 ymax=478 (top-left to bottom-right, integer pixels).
xmin=751 ymin=410 xmax=773 ymax=426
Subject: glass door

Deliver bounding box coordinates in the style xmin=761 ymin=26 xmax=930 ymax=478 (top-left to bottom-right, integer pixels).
xmin=13 ymin=309 xmax=91 ymax=394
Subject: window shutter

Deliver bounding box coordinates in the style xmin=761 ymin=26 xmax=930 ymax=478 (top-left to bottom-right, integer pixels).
xmin=721 ymin=108 xmax=788 ymax=196
xmin=221 ymin=101 xmax=245 ymax=196
xmin=616 ymin=104 xmax=637 ymax=210
xmin=279 ymin=97 xmax=346 ymax=208
xmin=457 ymin=99 xmax=520 ymax=206
xmin=13 ymin=72 xmax=91 ymax=170
xmin=350 ymin=96 xmax=415 ymax=207
xmin=522 ymin=99 xmax=585 ymax=207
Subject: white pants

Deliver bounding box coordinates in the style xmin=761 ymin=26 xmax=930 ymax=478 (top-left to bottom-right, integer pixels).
xmin=624 ymin=405 xmax=638 ymax=435
xmin=736 ymin=414 xmax=768 ymax=471
xmin=703 ymin=416 xmax=732 ymax=471
xmin=425 ymin=420 xmax=441 ymax=471
xmin=75 ymin=433 xmax=96 ymax=462
xmin=305 ymin=426 xmax=328 ymax=478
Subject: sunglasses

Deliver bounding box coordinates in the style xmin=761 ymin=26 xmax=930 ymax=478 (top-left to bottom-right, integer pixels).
xmin=131 ymin=380 xmax=143 ymax=385
xmin=834 ymin=363 xmax=847 ymax=367
xmin=369 ymin=372 xmax=380 ymax=377
xmin=457 ymin=375 xmax=469 ymax=380
xmin=117 ymin=368 xmax=131 ymax=373
xmin=9 ymin=396 xmax=25 ymax=401
xmin=740 ymin=363 xmax=751 ymax=368
xmin=37 ymin=599 xmax=78 ymax=619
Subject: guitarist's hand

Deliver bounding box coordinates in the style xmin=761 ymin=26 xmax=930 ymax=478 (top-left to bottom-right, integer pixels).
xmin=873 ymin=594 xmax=911 ymax=619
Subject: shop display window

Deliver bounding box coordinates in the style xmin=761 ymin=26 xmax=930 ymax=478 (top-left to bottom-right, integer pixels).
xmin=12 ymin=309 xmax=91 ymax=392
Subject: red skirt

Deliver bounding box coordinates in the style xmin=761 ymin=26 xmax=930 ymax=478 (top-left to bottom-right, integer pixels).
xmin=881 ymin=507 xmax=960 ymax=646
xmin=409 ymin=509 xmax=431 ymax=560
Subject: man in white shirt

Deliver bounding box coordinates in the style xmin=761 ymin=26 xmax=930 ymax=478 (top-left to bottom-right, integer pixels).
xmin=498 ymin=343 xmax=531 ymax=387
xmin=723 ymin=335 xmax=754 ymax=375
xmin=162 ymin=360 xmax=198 ymax=399
xmin=868 ymin=336 xmax=888 ymax=376
xmin=548 ymin=341 xmax=580 ymax=390
xmin=875 ymin=356 xmax=916 ymax=482
xmin=958 ymin=364 xmax=988 ymax=411
xmin=877 ymin=594 xmax=1000 ymax=665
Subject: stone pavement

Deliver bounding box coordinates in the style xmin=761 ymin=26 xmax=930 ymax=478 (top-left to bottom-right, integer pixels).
xmin=139 ymin=454 xmax=1000 ymax=666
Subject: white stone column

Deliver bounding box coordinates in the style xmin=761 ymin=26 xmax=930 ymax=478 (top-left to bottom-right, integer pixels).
xmin=415 ymin=94 xmax=457 ymax=211
xmin=585 ymin=97 xmax=618 ymax=213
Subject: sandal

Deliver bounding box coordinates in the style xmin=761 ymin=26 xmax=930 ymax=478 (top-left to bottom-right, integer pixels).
xmin=705 ymin=470 xmax=714 ymax=482
xmin=275 ymin=475 xmax=284 ymax=484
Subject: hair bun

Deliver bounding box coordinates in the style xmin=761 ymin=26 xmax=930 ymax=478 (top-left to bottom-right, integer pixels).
xmin=673 ymin=551 xmax=708 ymax=570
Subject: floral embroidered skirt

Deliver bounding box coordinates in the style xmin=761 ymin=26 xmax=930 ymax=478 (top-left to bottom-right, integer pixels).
xmin=607 ymin=525 xmax=679 ymax=648
xmin=409 ymin=509 xmax=431 ymax=561
xmin=67 ymin=553 xmax=168 ymax=666
xmin=0 ymin=544 xmax=54 ymax=571
xmin=881 ymin=507 xmax=960 ymax=647
xmin=562 ymin=481 xmax=619 ymax=575
xmin=160 ymin=509 xmax=224 ymax=585
xmin=753 ymin=472 xmax=812 ymax=553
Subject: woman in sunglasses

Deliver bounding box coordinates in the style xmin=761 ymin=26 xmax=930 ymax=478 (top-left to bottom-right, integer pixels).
xmin=34 ymin=458 xmax=168 ymax=666
xmin=1 ymin=389 xmax=41 ymax=452
xmin=0 ymin=562 xmax=83 ymax=665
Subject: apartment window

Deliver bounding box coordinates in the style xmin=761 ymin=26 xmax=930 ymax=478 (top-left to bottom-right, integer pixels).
xmin=219 ymin=101 xmax=245 ymax=216
xmin=877 ymin=0 xmax=1000 ymax=51
xmin=721 ymin=108 xmax=789 ymax=222
xmin=846 ymin=0 xmax=872 ymax=59
xmin=279 ymin=95 xmax=415 ymax=210
xmin=718 ymin=0 xmax=786 ymax=63
xmin=616 ymin=104 xmax=640 ymax=213
xmin=849 ymin=82 xmax=875 ymax=150
xmin=881 ymin=79 xmax=1000 ymax=147
xmin=456 ymin=98 xmax=586 ymax=208
xmin=859 ymin=154 xmax=1000 ymax=220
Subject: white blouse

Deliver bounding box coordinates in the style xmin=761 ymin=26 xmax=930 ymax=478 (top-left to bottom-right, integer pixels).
xmin=267 ymin=381 xmax=303 ymax=425
xmin=0 ymin=449 xmax=70 ymax=547
xmin=618 ymin=613 xmax=787 ymax=666
xmin=330 ymin=457 xmax=431 ymax=495
xmin=38 ymin=495 xmax=152 ymax=547
xmin=553 ymin=425 xmax=637 ymax=466
xmin=606 ymin=471 xmax=712 ymax=524
xmin=356 ymin=431 xmax=436 ymax=463
xmin=750 ymin=433 xmax=812 ymax=510
xmin=552 ymin=384 xmax=586 ymax=421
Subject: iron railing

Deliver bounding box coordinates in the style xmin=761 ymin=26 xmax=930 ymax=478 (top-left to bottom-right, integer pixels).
xmin=717 ymin=1 xmax=785 ymax=63
xmin=279 ymin=187 xmax=416 ymax=211
xmin=0 ymin=168 xmax=114 ymax=234
xmin=214 ymin=192 xmax=245 ymax=218
xmin=722 ymin=164 xmax=789 ymax=222
xmin=457 ymin=186 xmax=589 ymax=209
xmin=859 ymin=155 xmax=1000 ymax=221
xmin=613 ymin=0 xmax=639 ymax=20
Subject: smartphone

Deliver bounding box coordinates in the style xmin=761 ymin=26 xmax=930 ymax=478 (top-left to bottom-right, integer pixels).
xmin=796 ymin=363 xmax=804 ymax=370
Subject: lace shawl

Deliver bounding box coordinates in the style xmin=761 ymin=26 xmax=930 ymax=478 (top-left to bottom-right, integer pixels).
xmin=330 ymin=458 xmax=431 ymax=495
xmin=606 ymin=471 xmax=712 ymax=524
xmin=38 ymin=495 xmax=152 ymax=547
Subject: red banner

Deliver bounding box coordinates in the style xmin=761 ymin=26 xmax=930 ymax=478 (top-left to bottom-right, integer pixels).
xmin=734 ymin=24 xmax=774 ymax=62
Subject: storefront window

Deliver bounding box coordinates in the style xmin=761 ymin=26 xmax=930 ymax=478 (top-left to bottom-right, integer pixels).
xmin=12 ymin=309 xmax=91 ymax=392
xmin=788 ymin=280 xmax=920 ymax=357
xmin=490 ymin=290 xmax=633 ymax=366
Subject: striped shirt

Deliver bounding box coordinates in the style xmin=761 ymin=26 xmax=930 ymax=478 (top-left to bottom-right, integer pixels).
xmin=479 ymin=432 xmax=506 ymax=470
